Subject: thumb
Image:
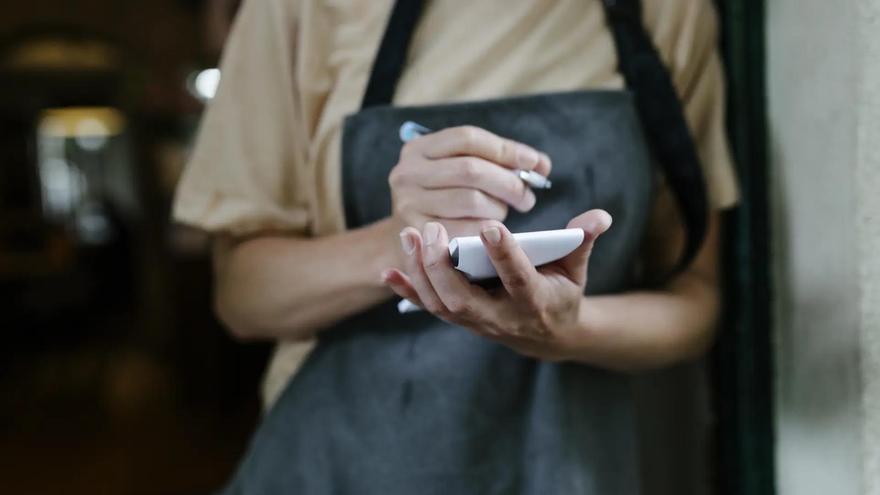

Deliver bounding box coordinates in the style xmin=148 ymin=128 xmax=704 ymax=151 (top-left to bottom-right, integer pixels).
xmin=558 ymin=209 xmax=613 ymax=286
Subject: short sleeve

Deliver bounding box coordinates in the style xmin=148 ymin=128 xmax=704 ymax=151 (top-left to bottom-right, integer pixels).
xmin=173 ymin=0 xmax=312 ymax=236
xmin=682 ymin=53 xmax=740 ymax=209
xmin=648 ymin=0 xmax=740 ymax=209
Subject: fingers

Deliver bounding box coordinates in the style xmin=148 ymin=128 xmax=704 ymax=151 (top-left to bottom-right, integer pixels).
xmin=399 ymin=228 xmax=445 ymax=314
xmin=391 ymin=223 xmax=499 ymax=329
xmin=420 ymin=222 xmax=490 ymax=318
xmin=396 ymin=157 xmax=536 ymax=213
xmin=438 ymin=219 xmax=493 ymax=239
xmin=413 ymin=188 xmax=508 ymax=220
xmin=559 ymin=209 xmax=613 ymax=285
xmin=535 ymin=152 xmax=552 ymax=177
xmin=407 ymin=126 xmax=547 ymax=174
xmin=381 ymin=268 xmax=424 ymax=308
xmin=389 ymin=215 xmax=495 ymax=240
xmin=390 ymin=126 xmax=551 ymax=225
xmin=479 ymin=221 xmax=542 ymax=304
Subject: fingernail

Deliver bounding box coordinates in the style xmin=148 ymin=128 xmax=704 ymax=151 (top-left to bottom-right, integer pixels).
xmin=583 ymin=220 xmax=600 ymax=237
xmin=399 ymin=232 xmax=415 ymax=255
xmin=482 ymin=226 xmax=502 ymax=245
xmin=539 ymin=152 xmax=552 ymax=165
xmin=516 ymin=146 xmax=539 ymax=169
xmin=584 ymin=212 xmax=613 ymax=236
xmin=424 ymin=222 xmax=441 ymax=246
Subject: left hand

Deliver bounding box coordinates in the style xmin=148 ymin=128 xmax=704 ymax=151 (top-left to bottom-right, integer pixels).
xmin=382 ymin=210 xmax=612 ymax=361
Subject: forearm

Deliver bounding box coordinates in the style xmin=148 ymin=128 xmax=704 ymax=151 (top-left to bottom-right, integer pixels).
xmin=568 ymin=271 xmax=720 ymax=371
xmin=214 ymin=218 xmax=402 ymax=340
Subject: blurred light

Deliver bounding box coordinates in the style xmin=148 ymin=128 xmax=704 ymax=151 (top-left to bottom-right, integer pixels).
xmin=36 ymin=107 xmax=126 ymax=222
xmin=39 ymin=116 xmax=67 ymax=137
xmin=76 ymin=202 xmax=113 ymax=244
xmin=39 ymin=158 xmax=85 ymax=219
xmin=189 ymin=68 xmax=221 ymax=101
xmin=75 ymin=117 xmax=110 ymax=151
xmin=38 ymin=107 xmax=126 ymax=138
xmin=3 ymin=38 xmax=119 ymax=71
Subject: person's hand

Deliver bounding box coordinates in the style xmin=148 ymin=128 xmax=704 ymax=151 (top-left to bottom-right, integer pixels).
xmin=388 ymin=126 xmax=551 ymax=240
xmin=382 ymin=210 xmax=612 ymax=361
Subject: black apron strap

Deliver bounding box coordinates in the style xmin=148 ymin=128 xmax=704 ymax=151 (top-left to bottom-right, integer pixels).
xmin=601 ymin=0 xmax=708 ymax=272
xmin=360 ymin=0 xmax=427 ymax=109
xmin=362 ymin=0 xmax=709 ymax=272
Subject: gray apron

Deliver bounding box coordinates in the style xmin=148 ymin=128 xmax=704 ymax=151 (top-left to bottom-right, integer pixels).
xmin=220 ymin=1 xmax=707 ymax=493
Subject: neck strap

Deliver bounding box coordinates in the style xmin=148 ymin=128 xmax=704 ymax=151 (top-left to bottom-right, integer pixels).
xmin=361 ymin=0 xmax=426 ymax=108
xmin=602 ymin=0 xmax=708 ymax=272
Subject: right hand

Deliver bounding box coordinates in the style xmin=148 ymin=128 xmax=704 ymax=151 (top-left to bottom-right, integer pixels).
xmin=388 ymin=126 xmax=551 ymax=239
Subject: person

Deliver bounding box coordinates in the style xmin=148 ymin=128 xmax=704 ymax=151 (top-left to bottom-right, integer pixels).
xmin=173 ymin=0 xmax=739 ymax=492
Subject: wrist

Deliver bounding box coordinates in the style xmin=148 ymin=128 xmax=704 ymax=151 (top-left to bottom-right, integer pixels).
xmin=359 ymin=217 xmax=407 ymax=287
xmin=558 ymin=296 xmax=601 ymax=363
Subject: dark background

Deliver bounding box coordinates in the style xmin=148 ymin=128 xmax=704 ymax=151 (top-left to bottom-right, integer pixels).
xmin=0 ymin=1 xmax=270 ymax=493
xmin=0 ymin=1 xmax=773 ymax=494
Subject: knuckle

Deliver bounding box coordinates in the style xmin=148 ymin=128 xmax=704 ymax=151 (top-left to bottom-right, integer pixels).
xmin=388 ymin=165 xmax=405 ymax=188
xmin=509 ymin=177 xmax=526 ymax=200
xmin=457 ymin=126 xmax=480 ymax=147
xmin=459 ymin=158 xmax=482 ymax=182
xmin=506 ymin=271 xmax=531 ymax=291
xmin=482 ymin=218 xmax=504 ymax=228
xmin=423 ymin=256 xmax=442 ymax=270
xmin=424 ymin=301 xmax=445 ymax=315
xmin=492 ymin=245 xmax=515 ymax=264
xmin=497 ymin=139 xmax=511 ymax=163
xmin=447 ymin=297 xmax=472 ymax=315
xmin=542 ymin=154 xmax=553 ymax=175
xmin=400 ymin=140 xmax=419 ymax=158
xmin=464 ymin=189 xmax=484 ymax=211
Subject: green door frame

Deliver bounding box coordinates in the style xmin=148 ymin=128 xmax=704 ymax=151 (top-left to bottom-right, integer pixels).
xmin=713 ymin=0 xmax=775 ymax=494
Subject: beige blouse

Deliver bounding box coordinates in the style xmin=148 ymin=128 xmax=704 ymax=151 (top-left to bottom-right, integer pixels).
xmin=173 ymin=0 xmax=740 ymax=406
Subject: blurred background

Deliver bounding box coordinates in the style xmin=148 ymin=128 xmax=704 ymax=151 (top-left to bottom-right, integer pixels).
xmin=0 ymin=1 xmax=273 ymax=493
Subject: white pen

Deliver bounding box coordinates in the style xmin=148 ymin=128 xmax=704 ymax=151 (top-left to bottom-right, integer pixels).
xmin=398 ymin=121 xmax=552 ymax=190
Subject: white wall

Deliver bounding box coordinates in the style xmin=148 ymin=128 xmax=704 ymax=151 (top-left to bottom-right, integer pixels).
xmin=857 ymin=1 xmax=880 ymax=491
xmin=768 ymin=0 xmax=880 ymax=493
